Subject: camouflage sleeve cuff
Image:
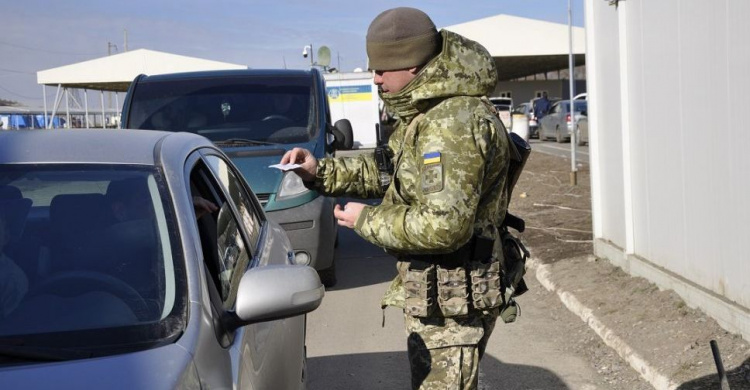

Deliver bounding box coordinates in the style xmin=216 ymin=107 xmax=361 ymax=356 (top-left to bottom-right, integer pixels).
xmin=311 ymin=158 xmax=331 ymax=190
xmin=354 ymin=205 xmax=373 ymax=232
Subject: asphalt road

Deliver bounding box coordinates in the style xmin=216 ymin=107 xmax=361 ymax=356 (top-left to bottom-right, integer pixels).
xmin=304 ymin=202 xmax=646 ymax=389
xmin=530 ymin=137 xmax=589 ymax=164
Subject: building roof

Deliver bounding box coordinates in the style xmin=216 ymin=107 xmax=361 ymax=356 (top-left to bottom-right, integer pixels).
xmin=36 ymin=49 xmax=247 ymax=92
xmin=444 ymin=14 xmax=586 ymax=80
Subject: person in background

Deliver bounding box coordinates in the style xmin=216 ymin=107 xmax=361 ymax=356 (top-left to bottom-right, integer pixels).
xmin=533 ymin=91 xmax=551 ymax=121
xmin=280 ymin=7 xmax=510 ymax=389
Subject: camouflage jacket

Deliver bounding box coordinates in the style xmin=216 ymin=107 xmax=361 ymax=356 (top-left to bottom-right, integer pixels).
xmin=312 ymin=30 xmax=510 ymax=331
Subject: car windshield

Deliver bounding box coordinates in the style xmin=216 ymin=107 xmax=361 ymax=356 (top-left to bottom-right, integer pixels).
xmin=0 ymin=165 xmax=185 ymax=357
xmin=127 ymin=75 xmax=316 ymax=144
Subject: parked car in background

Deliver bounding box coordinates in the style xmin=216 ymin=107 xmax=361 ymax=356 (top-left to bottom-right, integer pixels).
xmin=575 ymin=114 xmax=589 ymax=146
xmin=121 ymin=69 xmax=353 ymax=287
xmin=490 ymin=97 xmax=513 ymax=130
xmin=0 ymin=130 xmax=323 ymax=389
xmin=512 ymin=102 xmax=538 ymax=138
xmin=538 ymin=100 xmax=588 ymax=143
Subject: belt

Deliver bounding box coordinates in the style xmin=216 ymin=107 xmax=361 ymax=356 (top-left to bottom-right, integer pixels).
xmin=405 ymin=236 xmax=486 ymax=269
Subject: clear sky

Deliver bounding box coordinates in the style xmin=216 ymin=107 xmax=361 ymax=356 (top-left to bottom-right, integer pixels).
xmin=1 ymin=0 xmax=584 ymax=108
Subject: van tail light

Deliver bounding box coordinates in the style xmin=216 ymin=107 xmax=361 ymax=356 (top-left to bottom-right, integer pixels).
xmin=566 ymin=114 xmax=571 ymax=123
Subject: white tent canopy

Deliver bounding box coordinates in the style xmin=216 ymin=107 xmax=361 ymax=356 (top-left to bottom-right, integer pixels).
xmin=35 ymin=49 xmax=247 ymax=128
xmin=37 ymin=48 xmax=247 ymax=92
xmin=444 ymin=14 xmax=586 ymax=80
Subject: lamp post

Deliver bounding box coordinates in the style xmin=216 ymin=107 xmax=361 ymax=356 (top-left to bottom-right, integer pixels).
xmin=302 ymin=44 xmax=314 ymax=66
xmin=568 ymin=0 xmax=578 ymax=185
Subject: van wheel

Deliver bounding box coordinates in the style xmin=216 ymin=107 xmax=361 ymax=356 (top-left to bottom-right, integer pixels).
xmin=318 ymin=261 xmax=337 ymax=288
xmin=556 ymin=127 xmax=564 ymax=143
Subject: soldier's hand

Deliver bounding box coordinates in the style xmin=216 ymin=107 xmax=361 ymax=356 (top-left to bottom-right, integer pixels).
xmin=334 ymin=202 xmax=365 ymax=229
xmin=280 ymin=147 xmax=317 ymax=182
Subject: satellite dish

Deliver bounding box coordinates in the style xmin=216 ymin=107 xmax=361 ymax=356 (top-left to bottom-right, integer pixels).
xmin=317 ymin=46 xmax=331 ymax=68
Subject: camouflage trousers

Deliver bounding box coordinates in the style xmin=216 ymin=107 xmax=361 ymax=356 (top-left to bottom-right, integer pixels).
xmin=405 ymin=310 xmax=498 ymax=390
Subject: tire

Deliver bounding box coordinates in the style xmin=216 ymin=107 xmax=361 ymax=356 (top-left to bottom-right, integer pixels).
xmin=318 ymin=261 xmax=337 ymax=288
xmin=556 ymin=127 xmax=563 ymax=143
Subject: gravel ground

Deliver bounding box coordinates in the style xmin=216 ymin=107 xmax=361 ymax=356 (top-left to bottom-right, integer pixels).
xmin=513 ymin=151 xmax=750 ymax=389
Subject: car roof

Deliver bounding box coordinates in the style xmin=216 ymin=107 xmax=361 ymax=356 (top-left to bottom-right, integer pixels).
xmin=0 ymin=129 xmax=213 ymax=165
xmin=137 ymin=68 xmax=316 ymax=83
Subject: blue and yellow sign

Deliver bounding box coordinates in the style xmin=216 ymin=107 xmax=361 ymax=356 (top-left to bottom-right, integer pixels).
xmin=327 ymin=85 xmax=373 ymax=102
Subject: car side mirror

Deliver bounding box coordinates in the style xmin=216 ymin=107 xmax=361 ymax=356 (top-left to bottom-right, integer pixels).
xmin=331 ymin=119 xmax=353 ymax=150
xmin=225 ymin=265 xmax=324 ymax=331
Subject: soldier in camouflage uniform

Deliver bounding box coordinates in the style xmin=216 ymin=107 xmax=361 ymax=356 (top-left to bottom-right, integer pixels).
xmin=281 ymin=7 xmax=510 ymax=389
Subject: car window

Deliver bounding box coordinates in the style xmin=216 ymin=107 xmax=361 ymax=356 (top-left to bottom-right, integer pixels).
xmin=127 ymin=75 xmax=316 ymax=145
xmin=0 ymin=165 xmax=186 ymax=345
xmin=203 ymin=155 xmax=262 ymax=251
xmin=573 ymin=101 xmax=588 ymax=113
xmin=189 ymin=158 xmax=256 ymax=309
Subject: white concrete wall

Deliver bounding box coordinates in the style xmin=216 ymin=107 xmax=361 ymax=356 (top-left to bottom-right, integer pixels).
xmin=586 ymin=0 xmax=750 ymax=340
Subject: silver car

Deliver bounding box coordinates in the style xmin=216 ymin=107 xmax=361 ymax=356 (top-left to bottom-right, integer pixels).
xmin=538 ymin=100 xmax=588 ymax=143
xmin=0 ymin=130 xmax=323 ymax=389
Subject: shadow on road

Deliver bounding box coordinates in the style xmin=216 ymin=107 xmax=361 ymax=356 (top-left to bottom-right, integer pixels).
xmin=676 ymin=356 xmax=750 ymax=389
xmin=329 ymin=197 xmax=397 ymax=291
xmin=308 ymin=350 xmax=570 ymax=389
xmin=330 ymin=226 xmax=397 ymax=291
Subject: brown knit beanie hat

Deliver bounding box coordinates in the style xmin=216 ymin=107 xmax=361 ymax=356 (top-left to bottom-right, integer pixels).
xmin=366 ymin=7 xmax=441 ymax=71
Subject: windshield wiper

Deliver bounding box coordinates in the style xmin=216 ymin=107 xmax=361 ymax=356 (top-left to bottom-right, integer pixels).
xmin=215 ymin=138 xmax=276 ymax=146
xmin=0 ymin=344 xmax=92 ymax=362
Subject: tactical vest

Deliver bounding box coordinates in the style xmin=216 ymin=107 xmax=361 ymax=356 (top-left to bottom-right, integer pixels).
xmin=380 ymin=105 xmax=531 ymax=324
xmin=380 ymin=109 xmax=506 ymax=319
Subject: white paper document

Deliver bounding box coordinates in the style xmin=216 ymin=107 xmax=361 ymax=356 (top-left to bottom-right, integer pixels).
xmin=268 ymin=163 xmax=302 ymax=171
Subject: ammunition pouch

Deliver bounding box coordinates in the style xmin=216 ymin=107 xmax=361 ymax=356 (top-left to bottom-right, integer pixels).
xmin=436 ymin=266 xmax=469 ymax=316
xmin=400 ymin=235 xmax=502 ymax=318
xmin=399 ymin=261 xmax=436 ymax=318
xmin=469 ymin=260 xmax=502 ymax=310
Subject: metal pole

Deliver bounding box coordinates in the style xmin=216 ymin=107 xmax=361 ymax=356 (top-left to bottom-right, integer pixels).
xmin=42 ymin=85 xmax=48 ymax=129
xmin=65 ymin=88 xmax=71 ymax=129
xmin=568 ymin=0 xmax=578 ymax=185
xmin=114 ymin=92 xmax=120 ymax=128
xmin=310 ymin=44 xmax=314 ymax=66
xmin=101 ymin=91 xmax=105 ymax=129
xmin=710 ymin=340 xmax=731 ymax=390
xmin=84 ymin=89 xmax=90 ymax=128
xmin=49 ymin=85 xmax=62 ymax=129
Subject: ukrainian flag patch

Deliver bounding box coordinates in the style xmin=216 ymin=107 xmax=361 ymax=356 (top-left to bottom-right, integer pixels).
xmin=423 ymin=151 xmax=441 ymax=165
